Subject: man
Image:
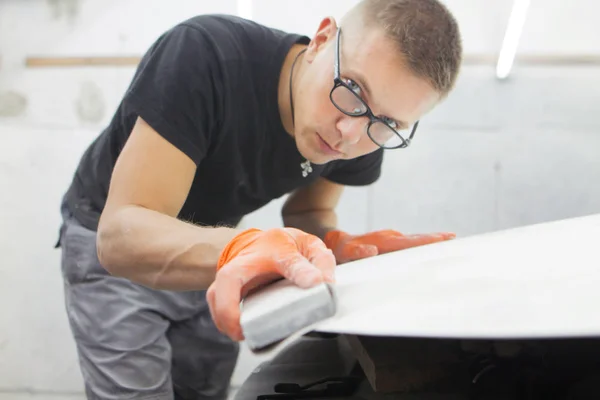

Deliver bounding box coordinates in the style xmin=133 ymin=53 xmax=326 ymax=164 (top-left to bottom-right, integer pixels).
xmin=56 ymin=0 xmax=462 ymax=399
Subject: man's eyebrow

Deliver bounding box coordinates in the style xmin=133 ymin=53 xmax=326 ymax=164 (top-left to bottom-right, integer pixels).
xmin=351 ymin=71 xmax=409 ymax=129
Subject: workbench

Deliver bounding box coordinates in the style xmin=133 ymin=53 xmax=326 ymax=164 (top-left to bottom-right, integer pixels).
xmin=233 ymin=214 xmax=600 ymax=399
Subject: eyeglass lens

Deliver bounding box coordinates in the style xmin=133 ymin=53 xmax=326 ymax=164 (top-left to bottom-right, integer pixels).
xmin=331 ymin=84 xmax=411 ymax=148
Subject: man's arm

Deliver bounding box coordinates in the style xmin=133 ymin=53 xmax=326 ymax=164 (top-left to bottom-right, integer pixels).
xmin=97 ymin=116 xmax=242 ymax=291
xmin=281 ymin=177 xmax=345 ymax=241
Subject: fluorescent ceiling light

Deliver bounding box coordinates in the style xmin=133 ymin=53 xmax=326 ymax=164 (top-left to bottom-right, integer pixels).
xmin=237 ymin=0 xmax=253 ymax=20
xmin=496 ymin=0 xmax=530 ymax=79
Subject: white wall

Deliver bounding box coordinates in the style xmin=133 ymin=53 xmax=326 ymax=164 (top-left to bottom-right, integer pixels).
xmin=1 ymin=0 xmax=600 ymax=397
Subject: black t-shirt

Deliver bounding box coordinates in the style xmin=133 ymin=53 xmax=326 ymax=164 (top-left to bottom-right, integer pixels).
xmin=63 ymin=14 xmax=384 ymax=231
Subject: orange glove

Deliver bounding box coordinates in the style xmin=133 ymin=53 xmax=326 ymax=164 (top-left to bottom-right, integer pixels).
xmin=323 ymin=229 xmax=456 ymax=264
xmin=206 ymin=227 xmax=336 ymax=341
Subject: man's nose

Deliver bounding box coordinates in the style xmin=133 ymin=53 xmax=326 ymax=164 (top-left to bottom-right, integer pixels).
xmin=336 ymin=115 xmax=367 ymax=145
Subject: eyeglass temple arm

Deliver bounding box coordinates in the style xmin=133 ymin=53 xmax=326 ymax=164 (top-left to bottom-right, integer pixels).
xmin=334 ymin=28 xmax=341 ymax=80
xmin=409 ymin=120 xmax=419 ymax=140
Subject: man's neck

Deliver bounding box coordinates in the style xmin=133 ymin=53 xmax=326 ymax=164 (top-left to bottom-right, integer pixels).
xmin=278 ymin=44 xmax=307 ymax=138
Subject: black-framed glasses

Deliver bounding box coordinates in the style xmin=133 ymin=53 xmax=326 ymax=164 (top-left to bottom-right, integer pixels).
xmin=329 ymin=28 xmax=419 ymax=149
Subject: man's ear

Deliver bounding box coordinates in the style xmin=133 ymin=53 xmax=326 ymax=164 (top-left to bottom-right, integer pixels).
xmin=305 ymin=17 xmax=337 ymax=63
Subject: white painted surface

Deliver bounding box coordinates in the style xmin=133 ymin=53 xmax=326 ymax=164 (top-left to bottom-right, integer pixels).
xmin=1 ymin=0 xmax=600 ymax=396
xmin=317 ymin=213 xmax=600 ymax=338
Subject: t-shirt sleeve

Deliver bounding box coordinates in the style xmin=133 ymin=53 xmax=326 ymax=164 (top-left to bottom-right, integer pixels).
xmin=321 ymin=148 xmax=384 ymax=186
xmin=121 ymin=23 xmax=222 ymax=165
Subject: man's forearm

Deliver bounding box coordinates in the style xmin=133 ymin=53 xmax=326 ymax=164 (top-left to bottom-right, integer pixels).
xmin=282 ymin=209 xmax=338 ymax=241
xmin=97 ymin=205 xmax=242 ymax=291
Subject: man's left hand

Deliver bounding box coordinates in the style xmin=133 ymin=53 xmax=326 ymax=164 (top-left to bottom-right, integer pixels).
xmin=323 ymin=229 xmax=456 ymax=264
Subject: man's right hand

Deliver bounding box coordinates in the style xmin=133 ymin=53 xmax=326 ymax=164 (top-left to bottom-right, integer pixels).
xmin=206 ymin=227 xmax=336 ymax=341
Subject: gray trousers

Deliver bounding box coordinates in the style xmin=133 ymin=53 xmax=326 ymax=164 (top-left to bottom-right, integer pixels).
xmin=58 ymin=205 xmax=240 ymax=400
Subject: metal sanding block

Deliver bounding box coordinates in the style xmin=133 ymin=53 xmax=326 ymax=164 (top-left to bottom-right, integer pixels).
xmin=239 ymin=279 xmax=337 ymax=352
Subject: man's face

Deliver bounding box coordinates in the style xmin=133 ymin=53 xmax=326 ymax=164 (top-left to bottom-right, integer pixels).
xmin=292 ymin=19 xmax=441 ymax=165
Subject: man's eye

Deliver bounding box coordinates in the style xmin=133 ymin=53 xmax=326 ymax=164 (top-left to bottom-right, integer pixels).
xmin=382 ymin=117 xmax=398 ymax=129
xmin=343 ymin=78 xmax=362 ymax=95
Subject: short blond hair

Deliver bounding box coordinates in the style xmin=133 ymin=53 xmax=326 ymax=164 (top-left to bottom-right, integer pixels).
xmin=348 ymin=0 xmax=463 ymax=98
